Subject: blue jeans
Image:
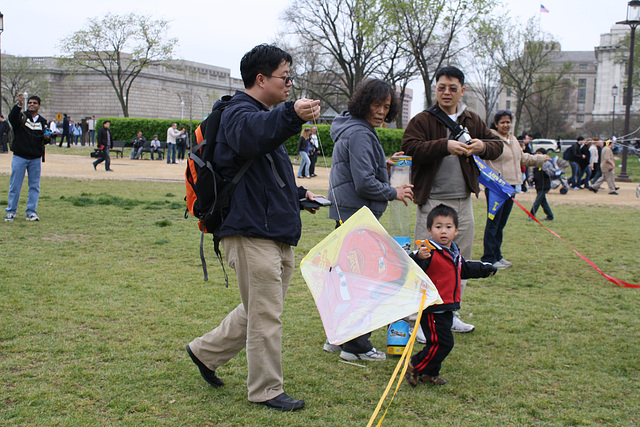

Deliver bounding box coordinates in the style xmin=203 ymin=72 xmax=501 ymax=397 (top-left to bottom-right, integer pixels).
xmin=167 ymin=143 xmax=176 ymax=163
xmin=569 ymin=161 xmax=579 ymax=187
xmin=297 ymin=151 xmax=310 ymax=177
xmin=6 ymin=155 xmax=41 ymax=216
xmin=481 ymin=188 xmax=514 ymax=264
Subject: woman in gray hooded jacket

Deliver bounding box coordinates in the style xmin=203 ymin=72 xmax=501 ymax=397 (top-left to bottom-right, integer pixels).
xmin=325 ymin=78 xmax=414 ymax=361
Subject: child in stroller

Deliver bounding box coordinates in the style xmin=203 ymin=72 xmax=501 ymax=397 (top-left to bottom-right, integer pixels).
xmin=544 ymin=156 xmax=570 ymax=195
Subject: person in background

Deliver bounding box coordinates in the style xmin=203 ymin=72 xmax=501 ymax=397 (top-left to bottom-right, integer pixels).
xmin=5 ymin=93 xmax=48 ymax=222
xmin=529 ymin=148 xmax=555 ymax=221
xmin=93 ymin=120 xmax=114 ymax=172
xmin=588 ymin=138 xmax=601 ymax=185
xmin=589 ymin=139 xmax=619 ymax=195
xmin=323 ymin=78 xmax=414 ymax=361
xmin=482 ymin=110 xmax=547 ymax=269
xmin=166 ymin=123 xmax=180 ymax=164
xmin=150 ymin=134 xmax=162 ymax=160
xmin=88 ymin=116 xmax=96 ymax=146
xmin=308 ymin=126 xmax=320 ymax=177
xmin=296 ymin=127 xmax=312 ymax=178
xmin=49 ymin=120 xmax=59 ymax=145
xmin=81 ymin=118 xmax=89 ymax=146
xmin=59 ymin=114 xmax=70 ymax=148
xmin=130 ymin=131 xmax=147 ymax=160
xmin=176 ymin=125 xmax=188 ymax=163
xmin=0 ymin=115 xmax=10 ymax=153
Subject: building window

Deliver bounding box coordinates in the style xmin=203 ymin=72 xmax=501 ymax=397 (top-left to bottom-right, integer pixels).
xmin=506 ymin=100 xmax=511 ymax=110
xmin=577 ymin=78 xmax=587 ymax=103
xmin=506 ymin=88 xmax=512 ymax=97
xmin=579 ymin=63 xmax=588 ymax=70
xmin=577 ymin=114 xmax=585 ymax=123
xmin=577 ymin=103 xmax=585 ymax=112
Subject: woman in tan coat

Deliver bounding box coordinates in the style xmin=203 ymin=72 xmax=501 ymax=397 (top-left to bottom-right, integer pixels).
xmin=481 ymin=110 xmax=548 ymax=269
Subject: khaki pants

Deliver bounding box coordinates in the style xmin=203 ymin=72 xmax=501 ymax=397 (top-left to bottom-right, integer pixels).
xmin=415 ymin=196 xmax=474 ymax=298
xmin=189 ymin=235 xmax=294 ymax=402
xmin=592 ymin=168 xmax=616 ymax=192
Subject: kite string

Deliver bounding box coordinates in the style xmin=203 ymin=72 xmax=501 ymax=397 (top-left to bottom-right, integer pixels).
xmin=366 ymin=290 xmax=428 ymax=427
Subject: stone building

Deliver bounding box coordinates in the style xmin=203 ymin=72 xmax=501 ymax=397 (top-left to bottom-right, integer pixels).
xmin=8 ymin=56 xmax=244 ymax=123
xmin=463 ymin=24 xmax=639 ymax=134
xmin=592 ymin=24 xmax=640 ymax=122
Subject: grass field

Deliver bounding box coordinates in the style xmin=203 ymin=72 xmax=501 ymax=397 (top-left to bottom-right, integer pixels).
xmin=1 ymin=176 xmax=639 ymax=426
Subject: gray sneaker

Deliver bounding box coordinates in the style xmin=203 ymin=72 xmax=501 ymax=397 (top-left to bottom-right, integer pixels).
xmin=492 ymin=259 xmax=511 ymax=269
xmin=4 ymin=213 xmax=15 ymax=222
xmin=323 ymin=340 xmax=341 ymax=352
xmin=26 ymin=214 xmax=40 ymax=221
xmin=340 ymin=348 xmax=386 ymax=361
xmin=451 ymin=315 xmax=475 ymax=333
xmin=498 ymin=258 xmax=512 ymax=267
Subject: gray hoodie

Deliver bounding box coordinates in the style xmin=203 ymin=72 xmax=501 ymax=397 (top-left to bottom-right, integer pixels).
xmin=328 ymin=111 xmax=397 ymax=222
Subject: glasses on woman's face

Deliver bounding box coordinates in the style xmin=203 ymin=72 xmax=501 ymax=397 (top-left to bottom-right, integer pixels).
xmin=436 ymin=86 xmax=459 ymax=93
xmin=264 ymin=75 xmax=294 ymax=85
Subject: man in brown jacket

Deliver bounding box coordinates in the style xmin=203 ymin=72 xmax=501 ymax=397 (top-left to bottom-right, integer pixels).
xmin=402 ymin=66 xmax=503 ymax=333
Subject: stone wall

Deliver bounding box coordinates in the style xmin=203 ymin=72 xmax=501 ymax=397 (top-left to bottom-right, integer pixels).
xmin=25 ymin=57 xmax=244 ymax=123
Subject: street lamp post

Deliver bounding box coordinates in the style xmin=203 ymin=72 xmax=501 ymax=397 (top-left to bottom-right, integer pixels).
xmin=616 ymin=0 xmax=640 ymax=182
xmin=612 ymin=85 xmax=618 ymax=138
xmin=181 ymin=100 xmax=184 ymax=120
xmin=0 ymin=12 xmax=4 ymax=117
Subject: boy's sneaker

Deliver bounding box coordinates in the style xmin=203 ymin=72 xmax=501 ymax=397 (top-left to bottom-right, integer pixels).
xmin=340 ymin=348 xmax=386 ymax=361
xmin=420 ymin=374 xmax=448 ymax=386
xmin=4 ymin=213 xmax=15 ymax=222
xmin=26 ymin=214 xmax=40 ymax=221
xmin=323 ymin=340 xmax=341 ymax=353
xmin=451 ymin=315 xmax=475 ymax=333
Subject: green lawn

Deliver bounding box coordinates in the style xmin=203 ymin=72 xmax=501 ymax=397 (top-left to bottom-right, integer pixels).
xmin=1 ymin=176 xmax=639 ymax=426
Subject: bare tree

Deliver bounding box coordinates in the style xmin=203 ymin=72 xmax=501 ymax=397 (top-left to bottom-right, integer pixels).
xmin=282 ymin=0 xmax=390 ymax=112
xmin=520 ymin=75 xmax=573 ymax=138
xmin=463 ymin=53 xmax=503 ymax=124
xmin=1 ymin=54 xmax=50 ymax=114
xmin=59 ymin=13 xmax=177 ymax=117
xmin=383 ymin=0 xmax=497 ymax=109
xmin=475 ymin=16 xmax=572 ymax=135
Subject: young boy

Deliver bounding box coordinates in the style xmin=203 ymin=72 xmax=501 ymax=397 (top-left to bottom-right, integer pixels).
xmin=406 ymin=204 xmax=497 ymax=386
xmin=530 ymin=148 xmax=555 ymax=221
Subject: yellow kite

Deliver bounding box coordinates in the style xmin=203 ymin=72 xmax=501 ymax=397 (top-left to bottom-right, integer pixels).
xmin=300 ymin=206 xmax=442 ymax=345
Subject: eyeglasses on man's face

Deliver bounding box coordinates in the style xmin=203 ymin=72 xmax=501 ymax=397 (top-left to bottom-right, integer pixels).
xmin=436 ymin=86 xmax=459 ymax=93
xmin=264 ymin=74 xmax=294 ymax=85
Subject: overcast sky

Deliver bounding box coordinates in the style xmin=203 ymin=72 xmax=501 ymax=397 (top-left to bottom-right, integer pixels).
xmin=0 ymin=0 xmax=630 ymax=117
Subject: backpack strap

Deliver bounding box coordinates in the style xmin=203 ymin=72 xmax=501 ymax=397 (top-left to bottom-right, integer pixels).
xmin=265 ymin=153 xmax=286 ymax=188
xmin=200 ymin=157 xmax=254 ymax=286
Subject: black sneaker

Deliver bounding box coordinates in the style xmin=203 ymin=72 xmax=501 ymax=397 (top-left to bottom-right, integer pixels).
xmin=186 ymin=344 xmax=224 ymax=387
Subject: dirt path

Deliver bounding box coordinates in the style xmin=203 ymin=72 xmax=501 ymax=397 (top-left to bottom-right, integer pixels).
xmin=1 ymin=148 xmax=638 ymax=208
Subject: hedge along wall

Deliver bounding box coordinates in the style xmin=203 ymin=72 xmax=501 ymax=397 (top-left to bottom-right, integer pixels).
xmin=96 ymin=118 xmax=202 ymax=146
xmin=98 ymin=118 xmax=405 ymax=155
xmin=284 ymin=124 xmax=404 ymax=156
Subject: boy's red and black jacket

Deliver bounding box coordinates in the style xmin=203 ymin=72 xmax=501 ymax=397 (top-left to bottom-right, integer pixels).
xmin=410 ymin=240 xmax=496 ymax=313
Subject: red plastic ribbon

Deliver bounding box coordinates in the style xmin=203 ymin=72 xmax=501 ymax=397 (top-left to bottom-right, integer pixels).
xmin=512 ymin=198 xmax=639 ymax=288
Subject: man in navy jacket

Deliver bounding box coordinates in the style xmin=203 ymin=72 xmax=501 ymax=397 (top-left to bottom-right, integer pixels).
xmin=186 ymin=44 xmax=321 ymax=412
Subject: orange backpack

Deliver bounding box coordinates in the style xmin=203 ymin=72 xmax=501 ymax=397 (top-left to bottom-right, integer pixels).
xmin=185 ymin=95 xmax=253 ymax=282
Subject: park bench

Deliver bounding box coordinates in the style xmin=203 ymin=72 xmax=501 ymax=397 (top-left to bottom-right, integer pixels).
xmin=111 ymin=140 xmax=126 ymax=158
xmin=139 ymin=141 xmax=167 ymax=160
xmin=90 ymin=140 xmax=126 ymax=158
